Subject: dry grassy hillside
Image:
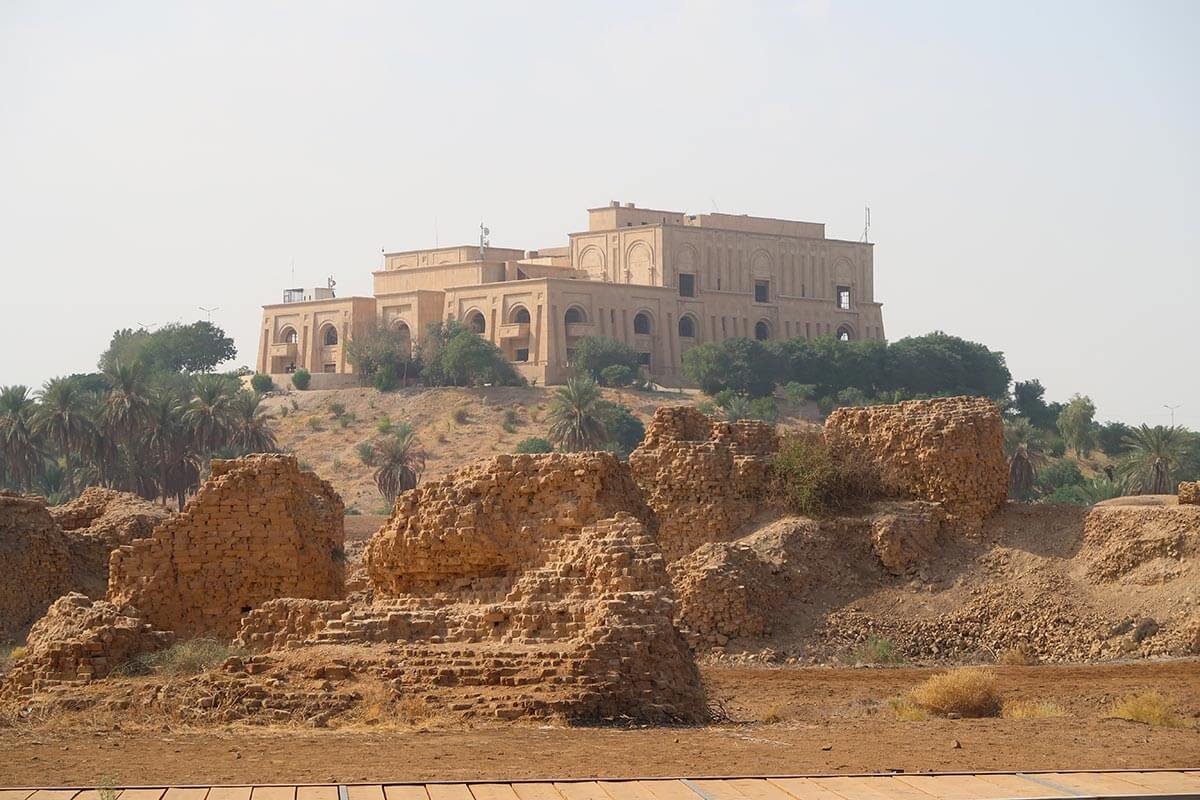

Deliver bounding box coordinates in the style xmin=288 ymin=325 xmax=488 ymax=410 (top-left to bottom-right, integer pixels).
xmin=263 ymin=385 xmax=716 ymax=512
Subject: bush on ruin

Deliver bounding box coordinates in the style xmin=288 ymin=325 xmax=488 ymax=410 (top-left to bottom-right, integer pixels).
xmin=119 ymin=638 xmax=241 ymax=677
xmin=291 ymin=368 xmax=311 ymax=390
xmin=250 ymin=373 xmax=274 ymax=393
xmin=908 ymin=668 xmax=1002 ymax=718
xmin=768 ymin=431 xmax=880 ymax=516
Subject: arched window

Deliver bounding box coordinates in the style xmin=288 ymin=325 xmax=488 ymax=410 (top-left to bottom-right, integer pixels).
xmin=837 ymin=324 xmax=854 ymax=342
xmin=634 ymin=312 xmax=652 ymax=335
xmin=754 ymin=321 xmax=770 ymax=341
xmin=322 ymin=325 xmax=339 ymax=346
xmin=511 ymin=306 xmax=530 ymax=324
xmin=392 ymin=321 xmax=412 ymax=356
xmin=466 ymin=311 xmax=486 ymax=334
xmin=564 ymin=306 xmax=586 ymax=325
xmin=678 ymin=315 xmax=696 ymax=338
xmin=279 ymin=327 xmax=298 ymax=344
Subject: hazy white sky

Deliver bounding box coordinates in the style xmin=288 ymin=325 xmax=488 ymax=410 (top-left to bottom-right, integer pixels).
xmin=2 ymin=1 xmax=1196 ymax=427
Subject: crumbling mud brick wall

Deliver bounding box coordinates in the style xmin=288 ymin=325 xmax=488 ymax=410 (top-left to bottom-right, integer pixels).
xmin=234 ymin=599 xmax=351 ymax=651
xmin=108 ymin=454 xmax=345 ymax=639
xmin=342 ymin=452 xmax=705 ymax=722
xmin=825 ymin=396 xmax=1007 ymax=531
xmin=0 ymin=492 xmax=72 ymax=639
xmin=628 ymin=407 xmax=779 ymax=561
xmin=365 ymin=451 xmax=653 ymax=597
xmin=1179 ymin=482 xmax=1199 ymax=505
xmin=1082 ymin=504 xmax=1200 ymax=581
xmin=0 ymin=593 xmax=170 ymax=698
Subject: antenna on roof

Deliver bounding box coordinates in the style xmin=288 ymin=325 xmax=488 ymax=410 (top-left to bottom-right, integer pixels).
xmin=861 ymin=206 xmax=871 ymax=243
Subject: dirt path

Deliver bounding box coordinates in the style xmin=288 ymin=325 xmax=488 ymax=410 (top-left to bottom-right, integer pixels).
xmin=3 ymin=662 xmax=1196 ymax=787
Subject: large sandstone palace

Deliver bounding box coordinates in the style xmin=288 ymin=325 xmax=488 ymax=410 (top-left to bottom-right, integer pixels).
xmin=257 ymin=201 xmax=885 ymax=386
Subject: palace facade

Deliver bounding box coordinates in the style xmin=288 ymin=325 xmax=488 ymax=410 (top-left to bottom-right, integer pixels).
xmin=256 ymin=201 xmax=885 ymax=387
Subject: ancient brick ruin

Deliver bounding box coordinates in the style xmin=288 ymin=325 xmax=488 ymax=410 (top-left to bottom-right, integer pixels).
xmin=825 ymin=396 xmax=1008 ymax=531
xmin=628 ymin=407 xmax=778 ymax=561
xmin=1179 ymin=481 xmax=1199 ymax=505
xmin=0 ymin=492 xmax=73 ymax=639
xmin=109 ymin=454 xmax=345 ymax=639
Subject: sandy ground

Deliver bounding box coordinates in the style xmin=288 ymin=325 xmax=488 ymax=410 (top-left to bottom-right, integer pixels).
xmin=3 ymin=662 xmax=1196 ymax=787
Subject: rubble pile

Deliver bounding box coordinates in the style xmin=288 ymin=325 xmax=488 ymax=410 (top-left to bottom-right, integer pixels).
xmin=1179 ymin=481 xmax=1199 ymax=505
xmin=1082 ymin=505 xmax=1200 ymax=581
xmin=0 ymin=593 xmax=170 ymax=698
xmin=628 ymin=407 xmax=778 ymax=560
xmin=825 ymin=396 xmax=1007 ymax=532
xmin=108 ymin=454 xmax=345 ymax=639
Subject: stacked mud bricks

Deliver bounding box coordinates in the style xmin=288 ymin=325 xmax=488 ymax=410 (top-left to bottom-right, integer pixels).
xmin=109 ymin=454 xmax=345 ymax=638
xmin=1179 ymin=482 xmax=1199 ymax=505
xmin=825 ymin=396 xmax=1008 ymax=532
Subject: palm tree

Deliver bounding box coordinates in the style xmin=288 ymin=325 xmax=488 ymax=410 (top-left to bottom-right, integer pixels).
xmin=33 ymin=376 xmax=96 ymax=494
xmin=371 ymin=423 xmax=426 ymax=502
xmin=226 ymin=391 xmax=278 ymax=455
xmin=1119 ymin=424 xmax=1189 ymax=494
xmin=1059 ymin=476 xmax=1130 ymax=506
xmin=0 ymin=385 xmax=44 ymax=492
xmin=183 ymin=375 xmax=234 ymax=453
xmin=142 ymin=388 xmax=197 ymax=507
xmin=546 ymin=377 xmax=609 ymax=452
xmin=1004 ymin=418 xmax=1047 ymax=500
xmin=721 ymin=396 xmax=751 ymax=422
xmin=101 ymin=361 xmax=151 ymax=444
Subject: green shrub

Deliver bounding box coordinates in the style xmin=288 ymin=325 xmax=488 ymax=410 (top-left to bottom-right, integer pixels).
xmin=683 ymin=337 xmax=781 ymax=398
xmin=377 ymin=416 xmax=392 ymax=434
xmin=278 ymin=405 xmax=290 ymax=418
xmin=502 ymin=408 xmax=520 ymax=427
xmin=747 ymin=397 xmax=779 ymax=423
xmin=515 ymin=437 xmax=553 ymax=454
xmin=570 ymin=336 xmax=640 ymax=382
xmin=356 ymin=441 xmax=377 ymax=466
xmin=783 ymin=382 xmax=817 ymax=406
xmin=452 ymin=406 xmax=471 ymax=424
xmin=250 ymin=373 xmax=274 ymax=393
xmin=852 ymin=635 xmax=903 ymax=665
xmin=1038 ymin=459 xmax=1085 ymax=493
xmin=596 ymin=400 xmax=645 ymax=457
xmin=120 ymin=639 xmax=241 ymax=677
xmin=599 ymin=364 xmax=637 ymax=387
xmin=373 ymin=362 xmax=399 ymax=392
xmin=768 ymin=431 xmax=880 ymax=516
xmin=722 ymin=396 xmax=751 ymax=422
xmin=329 ymin=401 xmax=346 ymax=418
xmin=291 ymin=369 xmax=311 ymax=390
xmin=306 ymin=417 xmax=323 ymax=432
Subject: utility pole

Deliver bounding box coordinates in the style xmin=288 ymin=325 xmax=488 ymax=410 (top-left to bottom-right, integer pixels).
xmin=1164 ymin=403 xmax=1182 ymax=426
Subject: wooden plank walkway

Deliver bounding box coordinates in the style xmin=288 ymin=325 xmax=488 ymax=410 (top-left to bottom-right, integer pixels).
xmin=3 ymin=772 xmax=1200 ymax=800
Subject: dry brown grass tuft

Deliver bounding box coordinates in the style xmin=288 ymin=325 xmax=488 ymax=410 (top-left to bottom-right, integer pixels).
xmin=759 ymin=702 xmax=790 ymax=724
xmin=908 ymin=667 xmax=1002 ymax=718
xmin=1107 ymin=690 xmax=1185 ymax=727
xmin=996 ymin=646 xmax=1039 ymax=666
xmin=1002 ymin=700 xmax=1067 ymax=719
xmin=887 ymin=695 xmax=930 ymax=721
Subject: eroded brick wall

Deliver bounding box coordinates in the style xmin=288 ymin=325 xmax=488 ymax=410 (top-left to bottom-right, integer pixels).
xmin=0 ymin=492 xmax=72 ymax=639
xmin=1179 ymin=482 xmax=1199 ymax=505
xmin=628 ymin=407 xmax=778 ymax=561
xmin=824 ymin=396 xmax=1007 ymax=531
xmin=108 ymin=454 xmax=345 ymax=639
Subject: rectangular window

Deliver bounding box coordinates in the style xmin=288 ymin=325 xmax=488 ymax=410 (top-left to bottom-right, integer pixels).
xmin=754 ymin=279 xmax=769 ymax=303
xmin=837 ymin=285 xmax=851 ymax=310
xmin=678 ymin=273 xmax=696 ymax=297
xmin=515 ymin=348 xmax=529 ymax=362
xmin=637 ymin=352 xmax=651 ymax=366
xmin=323 ymin=363 xmax=337 ymax=373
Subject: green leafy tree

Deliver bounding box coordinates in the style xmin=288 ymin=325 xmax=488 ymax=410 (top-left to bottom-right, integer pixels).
xmin=882 ymin=332 xmax=1010 ymax=400
xmin=1010 ymin=379 xmax=1060 ymax=429
xmin=570 ymin=337 xmax=640 ymax=383
xmin=99 ymin=321 xmax=236 ymax=374
xmin=344 ymin=321 xmax=420 ymax=385
xmin=1096 ymin=421 xmax=1134 ymax=457
xmin=682 ymin=337 xmax=780 ymax=398
xmin=595 ymin=400 xmax=645 ymax=456
xmin=547 ymin=377 xmax=609 ymax=452
xmin=1056 ymin=394 xmax=1097 ymax=457
xmin=1037 ymin=459 xmax=1085 ymax=494
xmin=226 ymin=391 xmax=278 ymax=455
xmin=1118 ymin=425 xmax=1190 ymax=494
xmin=419 ymin=321 xmax=522 ymax=387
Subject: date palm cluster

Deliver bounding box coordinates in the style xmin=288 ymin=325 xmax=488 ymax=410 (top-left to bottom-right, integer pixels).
xmin=0 ymin=362 xmax=276 ymax=507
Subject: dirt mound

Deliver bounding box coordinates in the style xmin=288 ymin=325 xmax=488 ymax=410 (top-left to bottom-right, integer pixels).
xmin=1081 ymin=505 xmax=1200 ymax=581
xmin=1179 ymin=481 xmax=1199 ymax=505
xmin=108 ymin=454 xmax=345 ymax=639
xmin=628 ymin=407 xmax=778 ymax=561
xmin=0 ymin=492 xmax=73 ymax=640
xmin=826 ymin=396 xmax=1007 ymax=532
